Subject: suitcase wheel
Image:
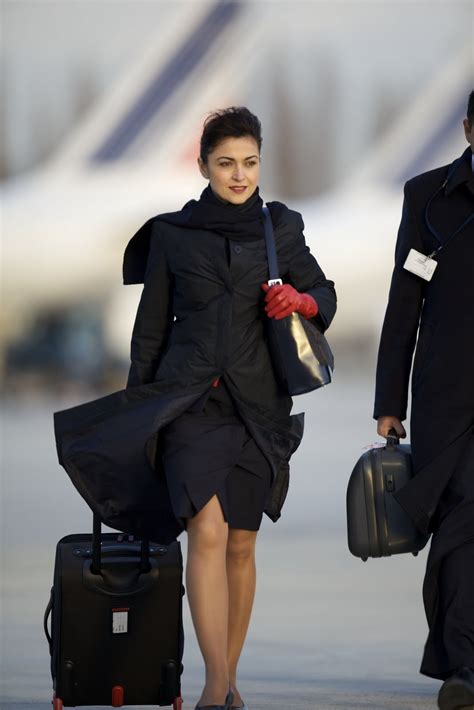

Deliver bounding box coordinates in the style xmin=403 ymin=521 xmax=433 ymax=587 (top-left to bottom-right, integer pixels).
xmin=112 ymin=685 xmax=124 ymax=707
xmin=173 ymin=695 xmax=183 ymax=710
xmin=52 ymin=693 xmax=63 ymax=710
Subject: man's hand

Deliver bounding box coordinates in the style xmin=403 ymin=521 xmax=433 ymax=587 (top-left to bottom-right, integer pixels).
xmin=377 ymin=415 xmax=406 ymax=439
xmin=261 ymin=282 xmax=318 ymax=320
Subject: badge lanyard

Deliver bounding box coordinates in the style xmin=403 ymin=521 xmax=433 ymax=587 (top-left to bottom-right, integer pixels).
xmin=424 ymin=157 xmax=474 ymax=259
xmin=404 ymin=157 xmax=474 ymax=282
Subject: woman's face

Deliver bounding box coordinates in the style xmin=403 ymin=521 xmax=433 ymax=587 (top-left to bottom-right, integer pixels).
xmin=198 ymin=135 xmax=261 ymax=204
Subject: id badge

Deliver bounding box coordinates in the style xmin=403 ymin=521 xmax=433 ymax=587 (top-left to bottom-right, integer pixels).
xmin=403 ymin=249 xmax=438 ymax=281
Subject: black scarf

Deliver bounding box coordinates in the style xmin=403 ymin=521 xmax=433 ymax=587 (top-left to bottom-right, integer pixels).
xmin=159 ymin=184 xmax=265 ymax=241
xmin=123 ymin=185 xmax=286 ymax=284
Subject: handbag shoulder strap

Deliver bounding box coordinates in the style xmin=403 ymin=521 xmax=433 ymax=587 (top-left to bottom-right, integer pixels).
xmin=262 ymin=206 xmax=282 ymax=285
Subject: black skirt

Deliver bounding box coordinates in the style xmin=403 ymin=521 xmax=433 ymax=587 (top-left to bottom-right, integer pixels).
xmin=160 ymin=379 xmax=273 ymax=531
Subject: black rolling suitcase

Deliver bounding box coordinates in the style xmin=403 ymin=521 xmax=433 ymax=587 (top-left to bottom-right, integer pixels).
xmin=346 ymin=431 xmax=430 ymax=561
xmin=44 ymin=515 xmax=185 ymax=709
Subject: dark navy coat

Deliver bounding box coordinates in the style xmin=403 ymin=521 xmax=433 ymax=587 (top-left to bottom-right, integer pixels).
xmin=54 ymin=201 xmax=337 ymax=543
xmin=374 ymin=147 xmax=474 ymax=535
xmin=374 ymin=148 xmax=474 ymax=678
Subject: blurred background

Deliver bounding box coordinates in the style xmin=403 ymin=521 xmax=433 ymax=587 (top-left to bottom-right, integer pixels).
xmin=1 ymin=0 xmax=473 ymax=706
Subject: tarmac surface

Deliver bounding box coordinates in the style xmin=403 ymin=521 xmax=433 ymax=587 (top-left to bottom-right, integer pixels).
xmin=1 ymin=362 xmax=447 ymax=709
xmin=0 ymin=693 xmax=448 ymax=710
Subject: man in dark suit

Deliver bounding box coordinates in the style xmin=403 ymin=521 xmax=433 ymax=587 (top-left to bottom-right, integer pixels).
xmin=374 ymin=91 xmax=474 ymax=710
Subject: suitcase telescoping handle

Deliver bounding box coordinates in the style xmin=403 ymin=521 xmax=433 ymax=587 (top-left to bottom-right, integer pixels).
xmin=91 ymin=514 xmax=151 ymax=575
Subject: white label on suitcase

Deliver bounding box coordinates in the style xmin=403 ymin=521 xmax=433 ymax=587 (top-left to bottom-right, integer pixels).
xmin=112 ymin=608 xmax=129 ymax=634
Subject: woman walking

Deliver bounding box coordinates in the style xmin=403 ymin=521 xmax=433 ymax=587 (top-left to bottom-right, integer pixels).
xmin=55 ymin=106 xmax=336 ymax=710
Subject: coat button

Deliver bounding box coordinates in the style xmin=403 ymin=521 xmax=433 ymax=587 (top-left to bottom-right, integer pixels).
xmin=233 ymin=244 xmax=242 ymax=254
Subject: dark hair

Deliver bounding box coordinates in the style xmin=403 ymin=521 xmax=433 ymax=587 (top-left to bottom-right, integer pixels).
xmin=200 ymin=106 xmax=262 ymax=163
xmin=468 ymin=91 xmax=474 ymax=125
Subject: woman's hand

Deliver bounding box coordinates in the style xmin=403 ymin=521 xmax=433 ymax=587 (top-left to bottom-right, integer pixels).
xmin=377 ymin=415 xmax=407 ymax=439
xmin=261 ymin=282 xmax=318 ymax=320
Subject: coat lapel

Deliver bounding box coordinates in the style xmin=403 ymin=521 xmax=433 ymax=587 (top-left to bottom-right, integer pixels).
xmin=444 ymin=147 xmax=474 ymax=196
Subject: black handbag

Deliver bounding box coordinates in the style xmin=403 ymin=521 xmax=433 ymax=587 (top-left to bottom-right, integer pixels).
xmin=262 ymin=206 xmax=334 ymax=395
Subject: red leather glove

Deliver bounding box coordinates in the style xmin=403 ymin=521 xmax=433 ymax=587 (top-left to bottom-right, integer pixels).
xmin=261 ymin=283 xmax=318 ymax=320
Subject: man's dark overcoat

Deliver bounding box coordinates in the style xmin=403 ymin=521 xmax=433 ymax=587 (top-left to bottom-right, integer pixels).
xmin=54 ymin=200 xmax=337 ymax=543
xmin=374 ymin=147 xmax=474 ymax=674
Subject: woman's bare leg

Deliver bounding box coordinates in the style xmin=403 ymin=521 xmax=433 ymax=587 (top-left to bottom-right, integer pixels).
xmin=186 ymin=494 xmax=231 ymax=706
xmin=226 ymin=529 xmax=258 ymax=707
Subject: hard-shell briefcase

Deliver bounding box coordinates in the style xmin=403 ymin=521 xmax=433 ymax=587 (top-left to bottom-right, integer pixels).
xmin=346 ymin=432 xmax=430 ymax=561
xmin=44 ymin=515 xmax=185 ymax=709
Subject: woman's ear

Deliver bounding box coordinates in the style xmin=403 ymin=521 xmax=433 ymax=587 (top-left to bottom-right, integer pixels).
xmin=197 ymin=157 xmax=209 ymax=179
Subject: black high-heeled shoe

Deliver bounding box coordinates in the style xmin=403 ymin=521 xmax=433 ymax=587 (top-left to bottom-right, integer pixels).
xmin=194 ymin=685 xmax=234 ymax=710
xmin=229 ymin=683 xmax=248 ymax=709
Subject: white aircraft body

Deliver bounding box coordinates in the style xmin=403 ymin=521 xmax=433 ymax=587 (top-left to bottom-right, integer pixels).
xmin=1 ymin=0 xmax=471 ymax=373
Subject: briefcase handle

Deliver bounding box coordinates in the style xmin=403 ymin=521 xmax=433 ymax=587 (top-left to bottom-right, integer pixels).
xmin=91 ymin=514 xmax=150 ymax=575
xmin=386 ymin=428 xmax=400 ymax=449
